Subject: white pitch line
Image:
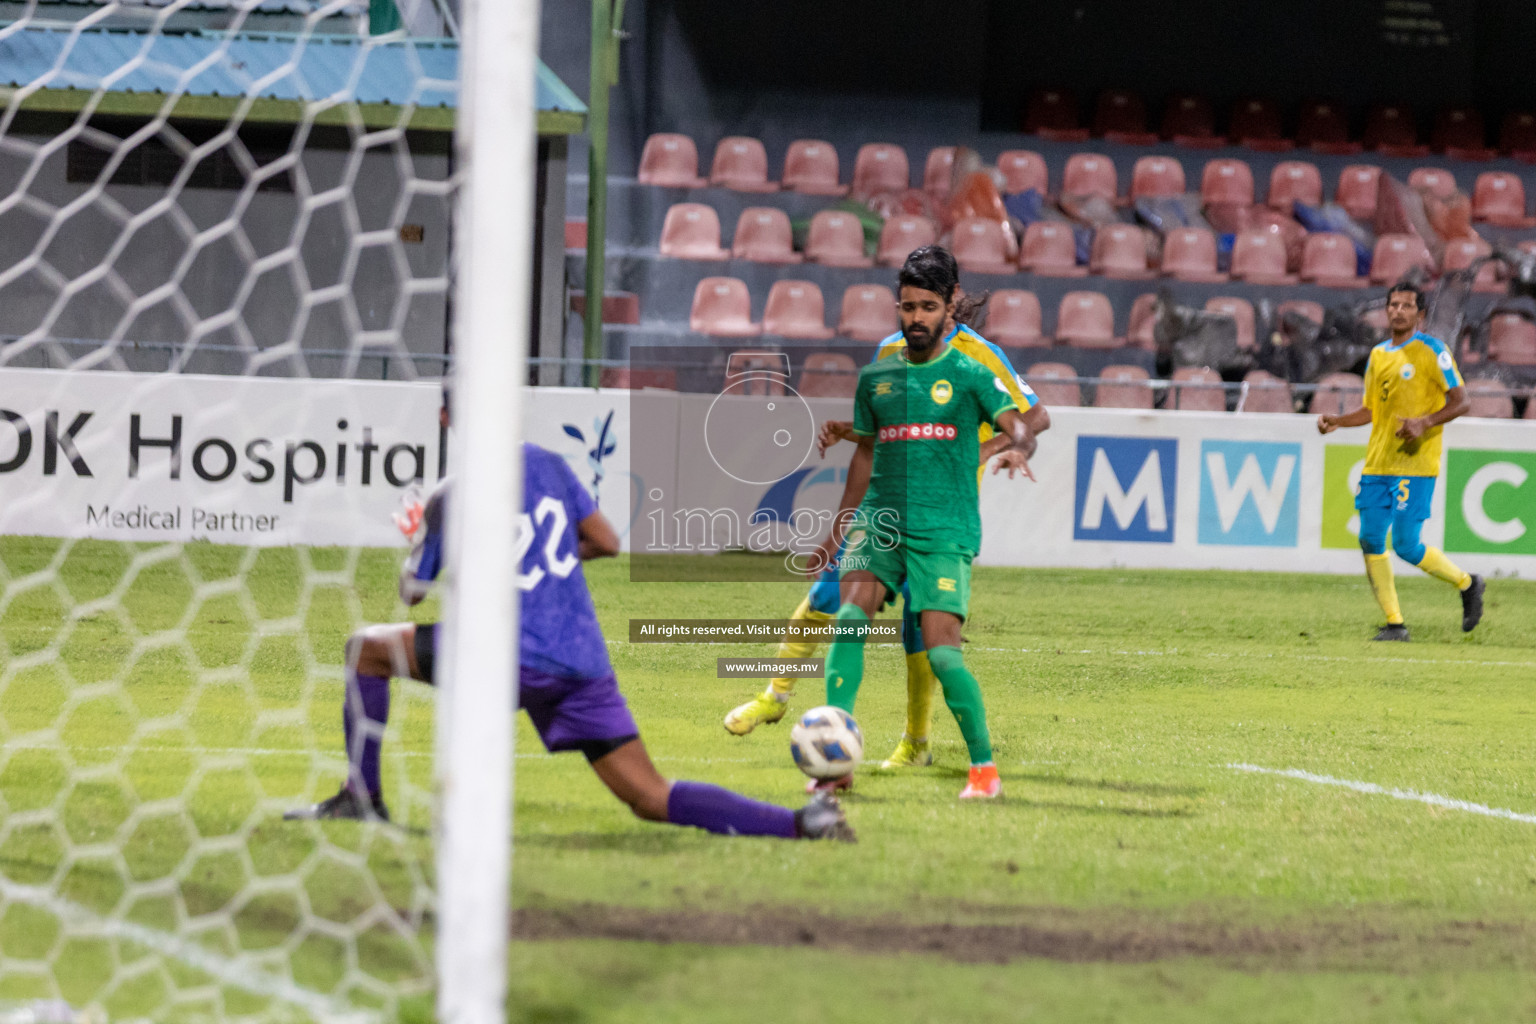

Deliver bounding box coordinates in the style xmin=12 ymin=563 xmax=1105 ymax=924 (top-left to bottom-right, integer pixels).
xmin=1229 ymin=763 xmax=1536 ymax=826
xmin=0 ymin=878 xmax=373 ymax=1024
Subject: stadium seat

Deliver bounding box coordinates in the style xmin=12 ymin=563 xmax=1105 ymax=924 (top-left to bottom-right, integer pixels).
xmin=997 ymin=150 xmax=1049 ymax=195
xmin=1300 ymin=232 xmax=1365 ymax=288
xmin=922 ymin=146 xmax=956 ymax=197
xmin=805 ymin=210 xmax=872 ymax=268
xmin=1239 ymin=370 xmax=1295 ymax=413
xmin=1090 ymin=224 xmax=1155 ymax=279
xmin=1363 ymin=103 xmax=1427 ymax=156
xmin=730 ymin=207 xmax=800 ymax=263
xmin=1024 ymin=361 xmax=1081 ymax=407
xmin=1201 ymin=158 xmax=1256 ymax=206
xmin=852 ymin=143 xmax=910 ymax=196
xmin=1204 ymin=297 xmax=1257 ymax=351
xmin=599 ymin=366 xmax=678 ymax=391
xmin=1230 ymin=230 xmax=1296 ymax=285
xmin=1061 ymin=153 xmax=1118 ymax=200
xmin=724 ymin=351 xmax=788 ymax=395
xmin=1369 ymin=233 xmax=1433 ymax=284
xmin=1129 ymin=155 xmax=1187 ymax=200
xmin=1056 ymin=291 xmax=1116 ymax=348
xmin=1432 ymin=107 xmax=1494 ymax=161
xmin=658 ymin=203 xmax=729 ymax=260
xmin=1464 ymin=375 xmax=1515 ymax=418
xmin=1407 ymin=167 xmax=1458 ymax=198
xmin=797 ymin=352 xmax=859 ymax=398
xmin=950 ymin=217 xmax=1016 ymax=275
xmin=1360 ymin=306 xmax=1390 ymax=340
xmin=1336 ymin=165 xmax=1383 ymax=220
xmin=1160 ymin=227 xmax=1226 ymax=282
xmin=1472 ymin=172 xmax=1531 ymax=225
xmin=1094 ymin=364 xmax=1154 ymax=409
xmin=1489 ymin=313 xmax=1536 ymax=364
xmin=1230 ymin=98 xmax=1291 ymax=151
xmin=1170 ymin=366 xmax=1226 ymax=411
xmin=836 ymin=284 xmax=898 ymax=342
xmin=1267 ymin=161 xmax=1323 ymax=211
xmin=690 ymin=277 xmax=760 ymax=337
xmin=1126 ymin=292 xmax=1160 ymax=349
xmin=877 ymin=214 xmax=938 ymax=267
xmin=1024 ymin=87 xmax=1088 ymax=141
xmin=762 ymin=280 xmax=833 ymax=339
xmin=1094 ymin=89 xmax=1156 ymax=145
xmin=1500 ymin=111 xmax=1536 ymax=159
xmin=1275 ymin=299 xmax=1325 ymax=327
xmin=709 ymin=136 xmax=778 ymax=192
xmin=638 ymin=132 xmax=707 ymax=187
xmin=1162 ymin=93 xmax=1222 ymax=147
xmin=1020 ymin=221 xmax=1087 ymax=277
xmin=1441 ymin=237 xmax=1502 ymax=293
xmin=1309 ymin=372 xmax=1365 ymax=414
xmin=985 ymin=289 xmax=1044 ymax=346
xmin=782 ymin=140 xmax=847 ymax=196
xmin=1297 ymin=99 xmax=1359 ymax=154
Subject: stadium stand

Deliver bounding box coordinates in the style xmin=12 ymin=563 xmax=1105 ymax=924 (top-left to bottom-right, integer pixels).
xmin=1201 ymin=158 xmax=1256 ymax=206
xmin=923 ymin=146 xmax=956 ymax=197
xmin=1094 ymin=364 xmax=1155 ymax=408
xmin=1130 ymin=156 xmax=1187 ymax=199
xmin=1465 ymin=374 xmax=1516 ymax=418
xmin=998 ymin=150 xmax=1049 ymax=194
xmin=1300 ymin=232 xmax=1366 ymax=288
xmin=1407 ymin=166 xmax=1458 ymax=197
xmin=659 ymin=203 xmax=729 ymax=260
xmin=852 ymin=143 xmax=910 ymax=196
xmin=1267 ymin=161 xmax=1323 ymax=210
xmin=1170 ymin=366 xmax=1227 ymax=410
xmin=1162 ymin=94 xmax=1223 ymax=147
xmin=1230 ymin=230 xmax=1296 ymax=285
xmin=1296 ymin=99 xmax=1359 ymax=154
xmin=1021 ymin=221 xmax=1087 ymax=277
xmin=1472 ymin=172 xmax=1530 ymax=226
xmin=1094 ymin=89 xmax=1157 ymax=145
xmin=1239 ymin=370 xmax=1296 ymax=413
xmin=797 ymin=351 xmax=860 ymax=398
xmin=1369 ymin=234 xmax=1434 ymax=284
xmin=877 ymin=215 xmax=938 ymax=267
xmin=762 ymin=280 xmax=833 ymax=339
xmin=1309 ymin=372 xmax=1366 ymax=414
xmin=638 ymin=132 xmax=707 ymax=187
xmin=1489 ymin=313 xmax=1536 ymax=364
xmin=1025 ymin=361 xmax=1082 ymax=406
xmin=836 ymin=284 xmax=898 ymax=341
xmin=1230 ymin=98 xmax=1290 ymax=151
xmin=1126 ymin=293 xmax=1160 ymax=349
xmin=731 ymin=207 xmax=801 ymax=263
xmin=725 ymin=351 xmax=788 ymax=394
xmin=951 ymin=217 xmax=1017 ymax=275
xmin=690 ymin=277 xmax=761 ymax=336
xmin=1024 ymin=86 xmax=1088 ymax=141
xmin=805 ymin=210 xmax=873 ymax=268
xmin=1501 ymin=111 xmax=1536 ymax=160
xmin=1336 ymin=164 xmax=1383 ymax=219
xmin=1441 ymin=238 xmax=1503 ymax=293
xmin=1364 ymin=103 xmax=1427 ymax=157
xmin=1205 ymin=297 xmax=1258 ymax=351
xmin=1091 ymin=224 xmax=1156 ymax=279
xmin=1062 ymin=153 xmax=1117 ymax=200
xmin=1433 ymin=107 xmax=1494 ymax=161
xmin=600 ymin=366 xmax=679 ymax=390
xmin=710 ymin=136 xmax=778 ymax=192
xmin=782 ymin=140 xmax=848 ymax=196
xmin=1056 ymin=291 xmax=1117 ymax=347
xmin=985 ymin=290 xmax=1045 ymax=346
xmin=1161 ymin=227 xmax=1226 ymax=283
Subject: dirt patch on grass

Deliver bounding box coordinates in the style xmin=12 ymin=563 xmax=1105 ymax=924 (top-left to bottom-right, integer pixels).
xmin=515 ymin=903 xmax=1534 ymax=969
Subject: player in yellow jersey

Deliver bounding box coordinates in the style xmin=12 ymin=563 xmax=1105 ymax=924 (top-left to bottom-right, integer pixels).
xmin=1317 ymin=281 xmax=1485 ymax=640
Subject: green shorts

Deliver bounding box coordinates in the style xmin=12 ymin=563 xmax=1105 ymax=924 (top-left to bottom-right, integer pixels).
xmin=840 ymin=529 xmax=972 ymax=619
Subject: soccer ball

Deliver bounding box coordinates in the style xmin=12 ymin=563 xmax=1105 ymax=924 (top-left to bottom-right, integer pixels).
xmin=789 ymin=706 xmax=864 ymax=780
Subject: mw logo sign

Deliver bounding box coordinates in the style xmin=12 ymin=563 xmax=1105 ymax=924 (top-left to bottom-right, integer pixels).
xmin=1444 ymin=450 xmax=1536 ymax=555
xmin=1073 ymin=436 xmax=1177 ymax=543
xmin=1197 ymin=440 xmax=1300 ymax=547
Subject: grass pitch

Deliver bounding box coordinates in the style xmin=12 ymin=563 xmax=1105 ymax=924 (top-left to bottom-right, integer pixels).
xmin=2 ymin=536 xmax=1536 ymax=1022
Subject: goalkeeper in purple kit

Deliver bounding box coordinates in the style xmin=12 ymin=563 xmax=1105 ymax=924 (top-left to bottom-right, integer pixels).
xmin=286 ymin=442 xmax=853 ymax=842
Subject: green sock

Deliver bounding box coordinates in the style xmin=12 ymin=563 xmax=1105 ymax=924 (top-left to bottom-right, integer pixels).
xmin=927 ymin=645 xmax=993 ymax=764
xmin=824 ymin=604 xmax=869 ymax=713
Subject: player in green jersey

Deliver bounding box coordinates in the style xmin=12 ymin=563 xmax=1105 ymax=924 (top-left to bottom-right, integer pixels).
xmin=806 ymin=246 xmax=1039 ymax=800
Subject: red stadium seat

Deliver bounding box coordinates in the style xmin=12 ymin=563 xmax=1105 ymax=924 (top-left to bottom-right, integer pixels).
xmin=1297 ymin=99 xmax=1359 ymax=154
xmin=1441 ymin=237 xmax=1502 ymax=293
xmin=804 ymin=210 xmax=872 ymax=268
xmin=1090 ymin=224 xmax=1155 ymax=279
xmin=1407 ymin=167 xmax=1458 ymax=198
xmin=852 ymin=143 xmax=911 ymax=197
xmin=1239 ymin=370 xmax=1295 ymax=413
xmin=950 ymin=217 xmax=1016 ymax=276
xmin=1094 ymin=89 xmax=1156 ymax=145
xmin=1364 ymin=103 xmax=1427 ymax=157
xmin=1309 ymin=372 xmax=1365 ymax=415
xmin=659 ymin=203 xmax=729 ymax=260
xmin=725 ymin=351 xmax=788 ymax=396
xmin=1161 ymin=227 xmax=1226 ymax=282
xmin=1336 ymin=165 xmax=1383 ymax=220
xmin=1024 ymin=361 xmax=1081 ymax=407
xmin=1126 ymin=292 xmax=1160 ymax=349
xmin=1369 ymin=233 xmax=1434 ymax=284
xmin=1464 ymin=375 xmax=1515 ymax=418
xmin=1230 ymin=230 xmax=1296 ymax=285
xmin=836 ymin=284 xmax=898 ymax=342
xmin=638 ymin=132 xmax=706 ymax=187
xmin=782 ymin=140 xmax=847 ymax=196
xmin=1230 ymin=98 xmax=1291 ymax=151
xmin=762 ymin=280 xmax=833 ymax=339
xmin=731 ymin=207 xmax=800 ymax=263
xmin=1056 ymin=291 xmax=1116 ymax=348
xmin=1129 ymin=155 xmax=1187 ymax=200
xmin=1171 ymin=366 xmax=1226 ymax=411
xmin=1472 ymin=172 xmax=1531 ymax=226
xmin=1020 ymin=221 xmax=1086 ymax=277
xmin=1024 ymin=87 xmax=1088 ymax=141
xmin=690 ymin=277 xmax=760 ymax=337
xmin=797 ymin=352 xmax=860 ymax=398
xmin=1489 ymin=313 xmax=1536 ymax=365
xmin=1432 ymin=107 xmax=1494 ymax=161
xmin=600 ymin=366 xmax=678 ymax=391
xmin=1299 ymin=232 xmax=1365 ymax=288
xmin=1204 ymin=297 xmax=1257 ymax=351
xmin=1500 ymin=111 xmax=1536 ymax=160
xmin=922 ymin=146 xmax=956 ymax=197
xmin=1061 ymin=153 xmax=1118 ymax=200
xmin=1201 ymin=158 xmax=1256 ymax=206
xmin=997 ymin=150 xmax=1049 ymax=195
xmin=877 ymin=215 xmax=938 ymax=267
xmin=709 ymin=136 xmax=778 ymax=193
xmin=1276 ymin=299 xmax=1325 ymax=327
xmin=1162 ymin=93 xmax=1223 ymax=147
xmin=984 ymin=289 xmax=1044 ymax=346
xmin=1094 ymin=364 xmax=1154 ymax=409
xmin=1267 ymin=161 xmax=1323 ymax=211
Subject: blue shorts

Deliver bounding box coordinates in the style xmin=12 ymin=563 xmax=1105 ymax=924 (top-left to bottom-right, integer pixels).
xmin=1356 ymin=474 xmax=1435 ymax=520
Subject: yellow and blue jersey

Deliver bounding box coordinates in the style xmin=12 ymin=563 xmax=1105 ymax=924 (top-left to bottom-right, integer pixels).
xmin=1362 ymin=331 xmax=1464 ymax=477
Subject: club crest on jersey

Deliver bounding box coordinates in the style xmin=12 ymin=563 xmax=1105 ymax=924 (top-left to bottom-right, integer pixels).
xmin=930 ymin=380 xmax=953 ymax=404
xmin=1400 ymin=365 xmax=1416 ymax=380
xmin=1437 ymin=350 xmax=1453 ymax=371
